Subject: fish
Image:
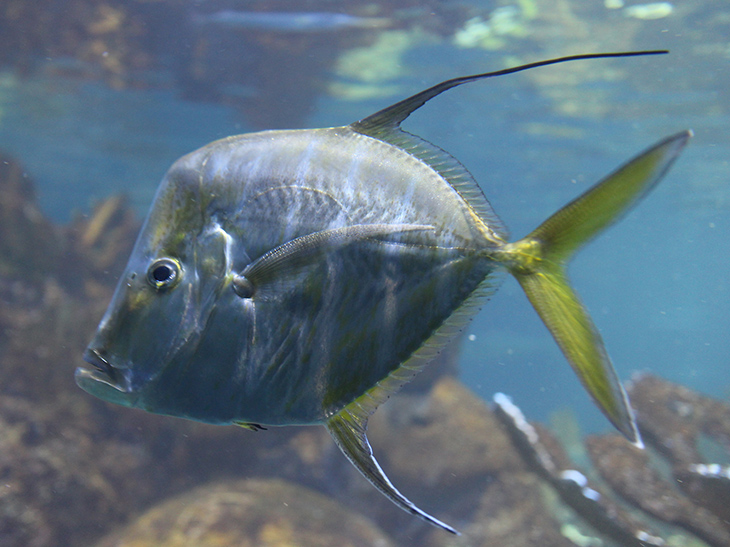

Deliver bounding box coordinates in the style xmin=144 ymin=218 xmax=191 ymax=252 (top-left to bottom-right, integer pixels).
xmin=192 ymin=10 xmax=391 ymax=32
xmin=76 ymin=51 xmax=690 ymax=535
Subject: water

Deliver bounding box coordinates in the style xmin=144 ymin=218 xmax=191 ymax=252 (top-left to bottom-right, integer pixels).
xmin=1 ymin=0 xmax=728 ymax=545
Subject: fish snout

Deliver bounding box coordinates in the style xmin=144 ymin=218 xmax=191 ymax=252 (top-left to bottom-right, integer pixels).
xmin=75 ymin=346 xmax=135 ymax=403
xmin=84 ymin=347 xmax=119 ymax=379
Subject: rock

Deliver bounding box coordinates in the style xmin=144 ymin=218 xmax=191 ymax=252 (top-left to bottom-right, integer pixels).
xmin=0 ymin=395 xmax=161 ymax=547
xmin=95 ymin=478 xmax=395 ymax=547
xmin=627 ymin=373 xmax=730 ymax=465
xmin=493 ymin=393 xmax=664 ymax=547
xmin=429 ymin=472 xmax=573 ymax=547
xmin=0 ymin=151 xmax=60 ymax=283
xmin=0 ymin=153 xmax=176 ymax=546
xmin=5 ymin=151 xmax=727 ymax=547
xmin=675 ymin=463 xmax=730 ymax=525
xmin=364 ymin=377 xmax=525 ymax=539
xmin=0 ymin=155 xmax=138 ymax=400
xmin=586 ymin=434 xmax=730 ymax=547
xmin=65 ymin=194 xmax=139 ymax=294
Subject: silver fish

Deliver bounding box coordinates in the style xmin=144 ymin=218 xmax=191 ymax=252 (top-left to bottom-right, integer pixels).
xmin=192 ymin=11 xmax=390 ymax=32
xmin=77 ymin=51 xmax=690 ymax=534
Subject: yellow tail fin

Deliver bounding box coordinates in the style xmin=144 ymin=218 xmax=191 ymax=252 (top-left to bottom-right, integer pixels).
xmin=498 ymin=131 xmax=691 ymax=445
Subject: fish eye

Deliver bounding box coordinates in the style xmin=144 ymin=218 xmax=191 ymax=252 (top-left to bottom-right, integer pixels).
xmin=147 ymin=258 xmax=181 ymax=289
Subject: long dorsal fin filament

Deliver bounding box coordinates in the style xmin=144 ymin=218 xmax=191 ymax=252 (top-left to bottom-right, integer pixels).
xmin=350 ymin=51 xmax=669 ymax=245
xmin=352 ymin=51 xmax=668 ymax=136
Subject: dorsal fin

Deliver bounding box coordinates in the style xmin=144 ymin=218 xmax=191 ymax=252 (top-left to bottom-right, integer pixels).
xmin=352 ymin=51 xmax=668 ymax=136
xmin=367 ymin=126 xmax=509 ymax=241
xmin=350 ymin=51 xmax=668 ymax=242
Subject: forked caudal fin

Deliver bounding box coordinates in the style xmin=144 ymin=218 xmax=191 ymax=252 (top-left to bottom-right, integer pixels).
xmin=498 ymin=131 xmax=692 ymax=446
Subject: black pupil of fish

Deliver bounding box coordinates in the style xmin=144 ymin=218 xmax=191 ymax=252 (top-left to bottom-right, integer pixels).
xmin=152 ymin=264 xmax=174 ymax=283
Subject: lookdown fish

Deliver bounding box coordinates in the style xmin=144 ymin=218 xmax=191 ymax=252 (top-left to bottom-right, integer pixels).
xmin=191 ymin=10 xmax=391 ymax=32
xmin=77 ymin=51 xmax=690 ymax=534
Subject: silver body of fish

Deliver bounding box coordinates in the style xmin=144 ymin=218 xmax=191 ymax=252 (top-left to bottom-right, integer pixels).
xmin=77 ymin=52 xmax=690 ymax=534
xmin=193 ymin=11 xmax=390 ymax=31
xmin=82 ymin=126 xmax=498 ymax=424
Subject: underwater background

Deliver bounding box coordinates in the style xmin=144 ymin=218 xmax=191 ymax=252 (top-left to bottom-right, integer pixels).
xmin=0 ymin=0 xmax=728 ymax=546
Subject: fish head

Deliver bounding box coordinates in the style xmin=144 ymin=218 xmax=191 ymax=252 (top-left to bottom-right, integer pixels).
xmin=76 ymin=158 xmax=233 ymax=411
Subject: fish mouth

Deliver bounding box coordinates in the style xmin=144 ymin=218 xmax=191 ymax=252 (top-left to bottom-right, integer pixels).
xmin=76 ymin=347 xmax=130 ymax=394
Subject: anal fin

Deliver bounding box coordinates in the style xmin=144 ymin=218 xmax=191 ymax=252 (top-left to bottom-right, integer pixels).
xmin=326 ymin=405 xmax=459 ymax=535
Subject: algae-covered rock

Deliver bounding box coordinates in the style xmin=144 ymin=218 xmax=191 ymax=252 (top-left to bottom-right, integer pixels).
xmin=675 ymin=463 xmax=730 ymax=526
xmin=493 ymin=392 xmax=664 ymax=547
xmin=5 ymin=147 xmax=727 ymax=547
xmin=0 ymin=395 xmax=160 ymax=547
xmin=96 ymin=478 xmax=395 ymax=547
xmin=586 ymin=434 xmax=730 ymax=547
xmin=362 ymin=377 xmax=529 ymax=544
xmin=0 ymin=152 xmax=174 ymax=546
xmin=0 ymin=153 xmax=137 ymax=400
xmin=628 ymin=373 xmax=730 ymax=465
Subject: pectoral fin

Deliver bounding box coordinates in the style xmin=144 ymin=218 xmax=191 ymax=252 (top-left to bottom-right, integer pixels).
xmin=242 ymin=223 xmax=433 ymax=285
xmin=326 ymin=406 xmax=459 ymax=535
xmin=501 ymin=131 xmax=691 ymax=447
